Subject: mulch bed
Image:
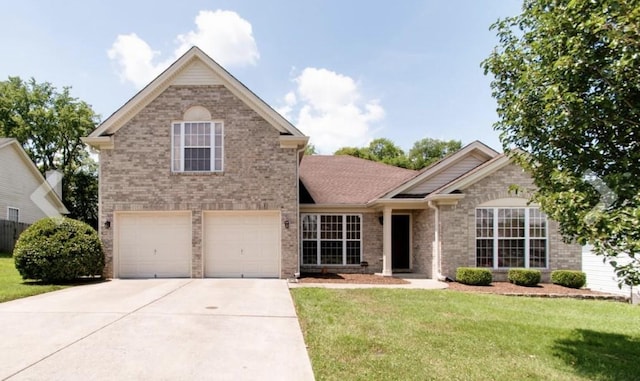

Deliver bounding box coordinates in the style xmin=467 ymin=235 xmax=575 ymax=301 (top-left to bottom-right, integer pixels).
xmin=447 ymin=281 xmax=628 ymax=301
xmin=299 ymin=273 xmax=409 ymax=284
xmin=297 ymin=274 xmax=627 ymax=301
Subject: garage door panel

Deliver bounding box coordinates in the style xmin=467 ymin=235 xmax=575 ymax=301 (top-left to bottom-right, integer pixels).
xmin=204 ymin=211 xmax=280 ymax=278
xmin=117 ymin=212 xmax=191 ymax=278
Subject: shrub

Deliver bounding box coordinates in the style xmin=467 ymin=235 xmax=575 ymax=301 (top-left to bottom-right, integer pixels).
xmin=13 ymin=217 xmax=104 ymax=283
xmin=507 ymin=269 xmax=541 ymax=286
xmin=456 ymin=267 xmax=492 ymax=286
xmin=551 ymin=270 xmax=586 ymax=289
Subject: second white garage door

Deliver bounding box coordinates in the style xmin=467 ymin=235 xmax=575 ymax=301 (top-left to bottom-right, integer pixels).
xmin=204 ymin=211 xmax=280 ymax=278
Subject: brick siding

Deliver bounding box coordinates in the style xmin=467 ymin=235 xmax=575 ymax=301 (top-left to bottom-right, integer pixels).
xmin=99 ymin=85 xmax=299 ymax=278
xmin=438 ymin=163 xmax=581 ymax=282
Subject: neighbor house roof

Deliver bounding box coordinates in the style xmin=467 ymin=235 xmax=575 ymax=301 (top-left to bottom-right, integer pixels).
xmin=83 ymin=46 xmax=307 ymax=150
xmin=299 ymin=155 xmax=418 ymax=204
xmin=0 ymin=138 xmax=69 ymax=214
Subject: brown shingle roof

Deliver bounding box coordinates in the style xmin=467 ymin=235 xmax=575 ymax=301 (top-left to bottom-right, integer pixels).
xmin=300 ymin=155 xmax=418 ymax=204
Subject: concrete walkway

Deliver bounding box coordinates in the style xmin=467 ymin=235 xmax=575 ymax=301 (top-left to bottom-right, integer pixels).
xmin=0 ymin=279 xmax=314 ymax=381
xmin=288 ymin=278 xmax=449 ymax=289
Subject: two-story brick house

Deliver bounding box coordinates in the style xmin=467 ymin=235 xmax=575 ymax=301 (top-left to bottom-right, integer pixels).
xmin=84 ymin=47 xmax=580 ymax=281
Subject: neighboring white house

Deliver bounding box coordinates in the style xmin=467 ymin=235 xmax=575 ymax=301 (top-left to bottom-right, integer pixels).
xmin=583 ymin=245 xmax=637 ymax=301
xmin=0 ymin=138 xmax=68 ymax=223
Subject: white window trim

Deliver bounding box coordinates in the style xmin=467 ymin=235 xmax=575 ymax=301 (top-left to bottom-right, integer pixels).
xmin=301 ymin=213 xmax=363 ymax=266
xmin=171 ymin=120 xmax=224 ymax=173
xmin=7 ymin=207 xmax=19 ymax=222
xmin=476 ymin=207 xmax=549 ymax=269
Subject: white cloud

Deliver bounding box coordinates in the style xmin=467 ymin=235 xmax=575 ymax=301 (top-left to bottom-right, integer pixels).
xmin=108 ymin=10 xmax=259 ymax=88
xmin=280 ymin=68 xmax=384 ymax=154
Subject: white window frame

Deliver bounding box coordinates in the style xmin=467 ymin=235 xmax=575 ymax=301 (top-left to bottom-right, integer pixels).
xmin=7 ymin=207 xmax=19 ymax=222
xmin=475 ymin=207 xmax=548 ymax=269
xmin=301 ymin=213 xmax=362 ymax=266
xmin=171 ymin=121 xmax=224 ymax=172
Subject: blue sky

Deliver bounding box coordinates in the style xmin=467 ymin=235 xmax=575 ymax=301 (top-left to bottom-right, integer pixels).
xmin=0 ymin=1 xmax=523 ymax=153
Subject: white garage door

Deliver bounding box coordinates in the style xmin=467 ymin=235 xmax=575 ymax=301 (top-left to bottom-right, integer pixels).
xmin=204 ymin=211 xmax=280 ymax=278
xmin=117 ymin=212 xmax=192 ymax=278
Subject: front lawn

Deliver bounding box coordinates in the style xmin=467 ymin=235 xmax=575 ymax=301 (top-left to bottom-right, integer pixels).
xmin=0 ymin=253 xmax=67 ymax=303
xmin=291 ymin=288 xmax=640 ymax=381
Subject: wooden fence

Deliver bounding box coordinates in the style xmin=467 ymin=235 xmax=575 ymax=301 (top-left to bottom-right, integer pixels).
xmin=0 ymin=220 xmax=30 ymax=253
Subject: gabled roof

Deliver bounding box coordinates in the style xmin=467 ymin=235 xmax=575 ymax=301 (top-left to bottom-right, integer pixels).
xmin=0 ymin=138 xmax=68 ymax=214
xmin=299 ymin=155 xmax=418 ymax=204
xmin=84 ymin=46 xmax=307 ymax=149
xmin=381 ymin=141 xmax=499 ymax=198
xmin=431 ymin=153 xmax=512 ymax=195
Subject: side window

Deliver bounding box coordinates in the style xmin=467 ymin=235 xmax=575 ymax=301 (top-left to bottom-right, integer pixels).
xmin=7 ymin=207 xmax=19 ymax=222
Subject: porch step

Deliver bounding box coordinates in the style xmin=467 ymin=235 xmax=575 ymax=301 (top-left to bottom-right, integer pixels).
xmin=395 ymin=273 xmax=428 ymax=279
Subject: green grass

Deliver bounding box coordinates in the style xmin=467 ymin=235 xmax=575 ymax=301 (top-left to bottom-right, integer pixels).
xmin=0 ymin=252 xmax=68 ymax=303
xmin=291 ymin=288 xmax=640 ymax=381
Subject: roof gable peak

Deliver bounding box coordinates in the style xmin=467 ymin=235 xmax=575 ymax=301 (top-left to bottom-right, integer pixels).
xmin=84 ymin=46 xmax=306 ymax=148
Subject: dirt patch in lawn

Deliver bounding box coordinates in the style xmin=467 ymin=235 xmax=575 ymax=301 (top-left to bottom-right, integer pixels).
xmin=299 ymin=273 xmax=409 ymax=285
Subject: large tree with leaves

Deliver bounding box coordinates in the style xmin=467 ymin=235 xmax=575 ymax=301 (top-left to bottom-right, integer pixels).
xmin=482 ymin=0 xmax=640 ymax=285
xmin=408 ymin=138 xmax=461 ymax=169
xmin=0 ymin=77 xmax=99 ymax=228
xmin=335 ymin=137 xmax=461 ymax=170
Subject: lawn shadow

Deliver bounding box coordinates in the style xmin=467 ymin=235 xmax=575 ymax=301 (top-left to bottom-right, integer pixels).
xmin=553 ymin=329 xmax=640 ymax=381
xmin=22 ymin=277 xmax=109 ymax=286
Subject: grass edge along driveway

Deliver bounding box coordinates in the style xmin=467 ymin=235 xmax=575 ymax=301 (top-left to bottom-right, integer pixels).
xmin=0 ymin=253 xmax=67 ymax=303
xmin=291 ymin=288 xmax=640 ymax=381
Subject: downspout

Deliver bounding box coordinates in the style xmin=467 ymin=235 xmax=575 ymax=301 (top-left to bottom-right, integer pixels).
xmin=427 ymin=201 xmax=444 ymax=281
xmin=294 ymin=146 xmax=306 ymax=280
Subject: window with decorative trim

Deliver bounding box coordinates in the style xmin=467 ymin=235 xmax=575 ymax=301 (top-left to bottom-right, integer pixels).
xmin=171 ymin=121 xmax=223 ymax=172
xmin=301 ymin=214 xmax=362 ymax=265
xmin=7 ymin=207 xmax=19 ymax=222
xmin=476 ymin=207 xmax=547 ymax=268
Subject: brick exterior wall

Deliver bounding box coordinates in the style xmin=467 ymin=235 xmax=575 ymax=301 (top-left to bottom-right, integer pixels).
xmin=412 ymin=209 xmax=435 ymax=277
xmin=438 ymin=163 xmax=582 ymax=282
xmin=99 ymin=85 xmax=299 ymax=278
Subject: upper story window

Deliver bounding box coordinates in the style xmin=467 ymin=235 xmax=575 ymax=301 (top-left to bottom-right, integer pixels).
xmin=172 ymin=121 xmax=223 ymax=172
xmin=7 ymin=207 xmax=19 ymax=222
xmin=171 ymin=105 xmax=222 ymax=173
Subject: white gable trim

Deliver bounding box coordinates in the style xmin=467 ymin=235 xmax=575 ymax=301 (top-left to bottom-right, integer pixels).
xmin=382 ymin=141 xmax=498 ymax=198
xmin=0 ymin=139 xmax=69 ymax=214
xmin=437 ymin=155 xmax=512 ymax=194
xmin=86 ymin=47 xmax=306 ymax=149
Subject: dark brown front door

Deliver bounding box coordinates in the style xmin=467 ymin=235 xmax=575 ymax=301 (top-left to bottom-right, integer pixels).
xmin=392 ymin=215 xmax=411 ymax=270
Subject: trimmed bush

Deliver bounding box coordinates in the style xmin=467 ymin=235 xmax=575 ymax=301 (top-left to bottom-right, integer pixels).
xmin=551 ymin=270 xmax=586 ymax=289
xmin=507 ymin=269 xmax=541 ymax=286
xmin=456 ymin=267 xmax=492 ymax=286
xmin=13 ymin=217 xmax=104 ymax=283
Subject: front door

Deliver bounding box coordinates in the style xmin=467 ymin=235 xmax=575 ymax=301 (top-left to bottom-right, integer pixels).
xmin=392 ymin=215 xmax=411 ymax=270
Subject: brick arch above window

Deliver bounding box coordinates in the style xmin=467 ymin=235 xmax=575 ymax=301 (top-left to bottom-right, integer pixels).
xmin=478 ymin=197 xmax=536 ymax=208
xmin=183 ymin=105 xmax=212 ymax=121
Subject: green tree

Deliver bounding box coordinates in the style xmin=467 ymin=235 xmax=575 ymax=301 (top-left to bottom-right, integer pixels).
xmin=304 ymin=143 xmax=317 ymax=155
xmin=367 ymin=138 xmax=406 ymax=165
xmin=482 ymin=0 xmax=640 ymax=285
xmin=408 ymin=138 xmax=462 ymax=169
xmin=0 ymin=77 xmax=100 ymax=228
xmin=334 ymin=146 xmax=374 ymax=160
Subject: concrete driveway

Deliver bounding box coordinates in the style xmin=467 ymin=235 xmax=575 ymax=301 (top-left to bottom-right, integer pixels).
xmin=0 ymin=279 xmax=315 ymax=381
